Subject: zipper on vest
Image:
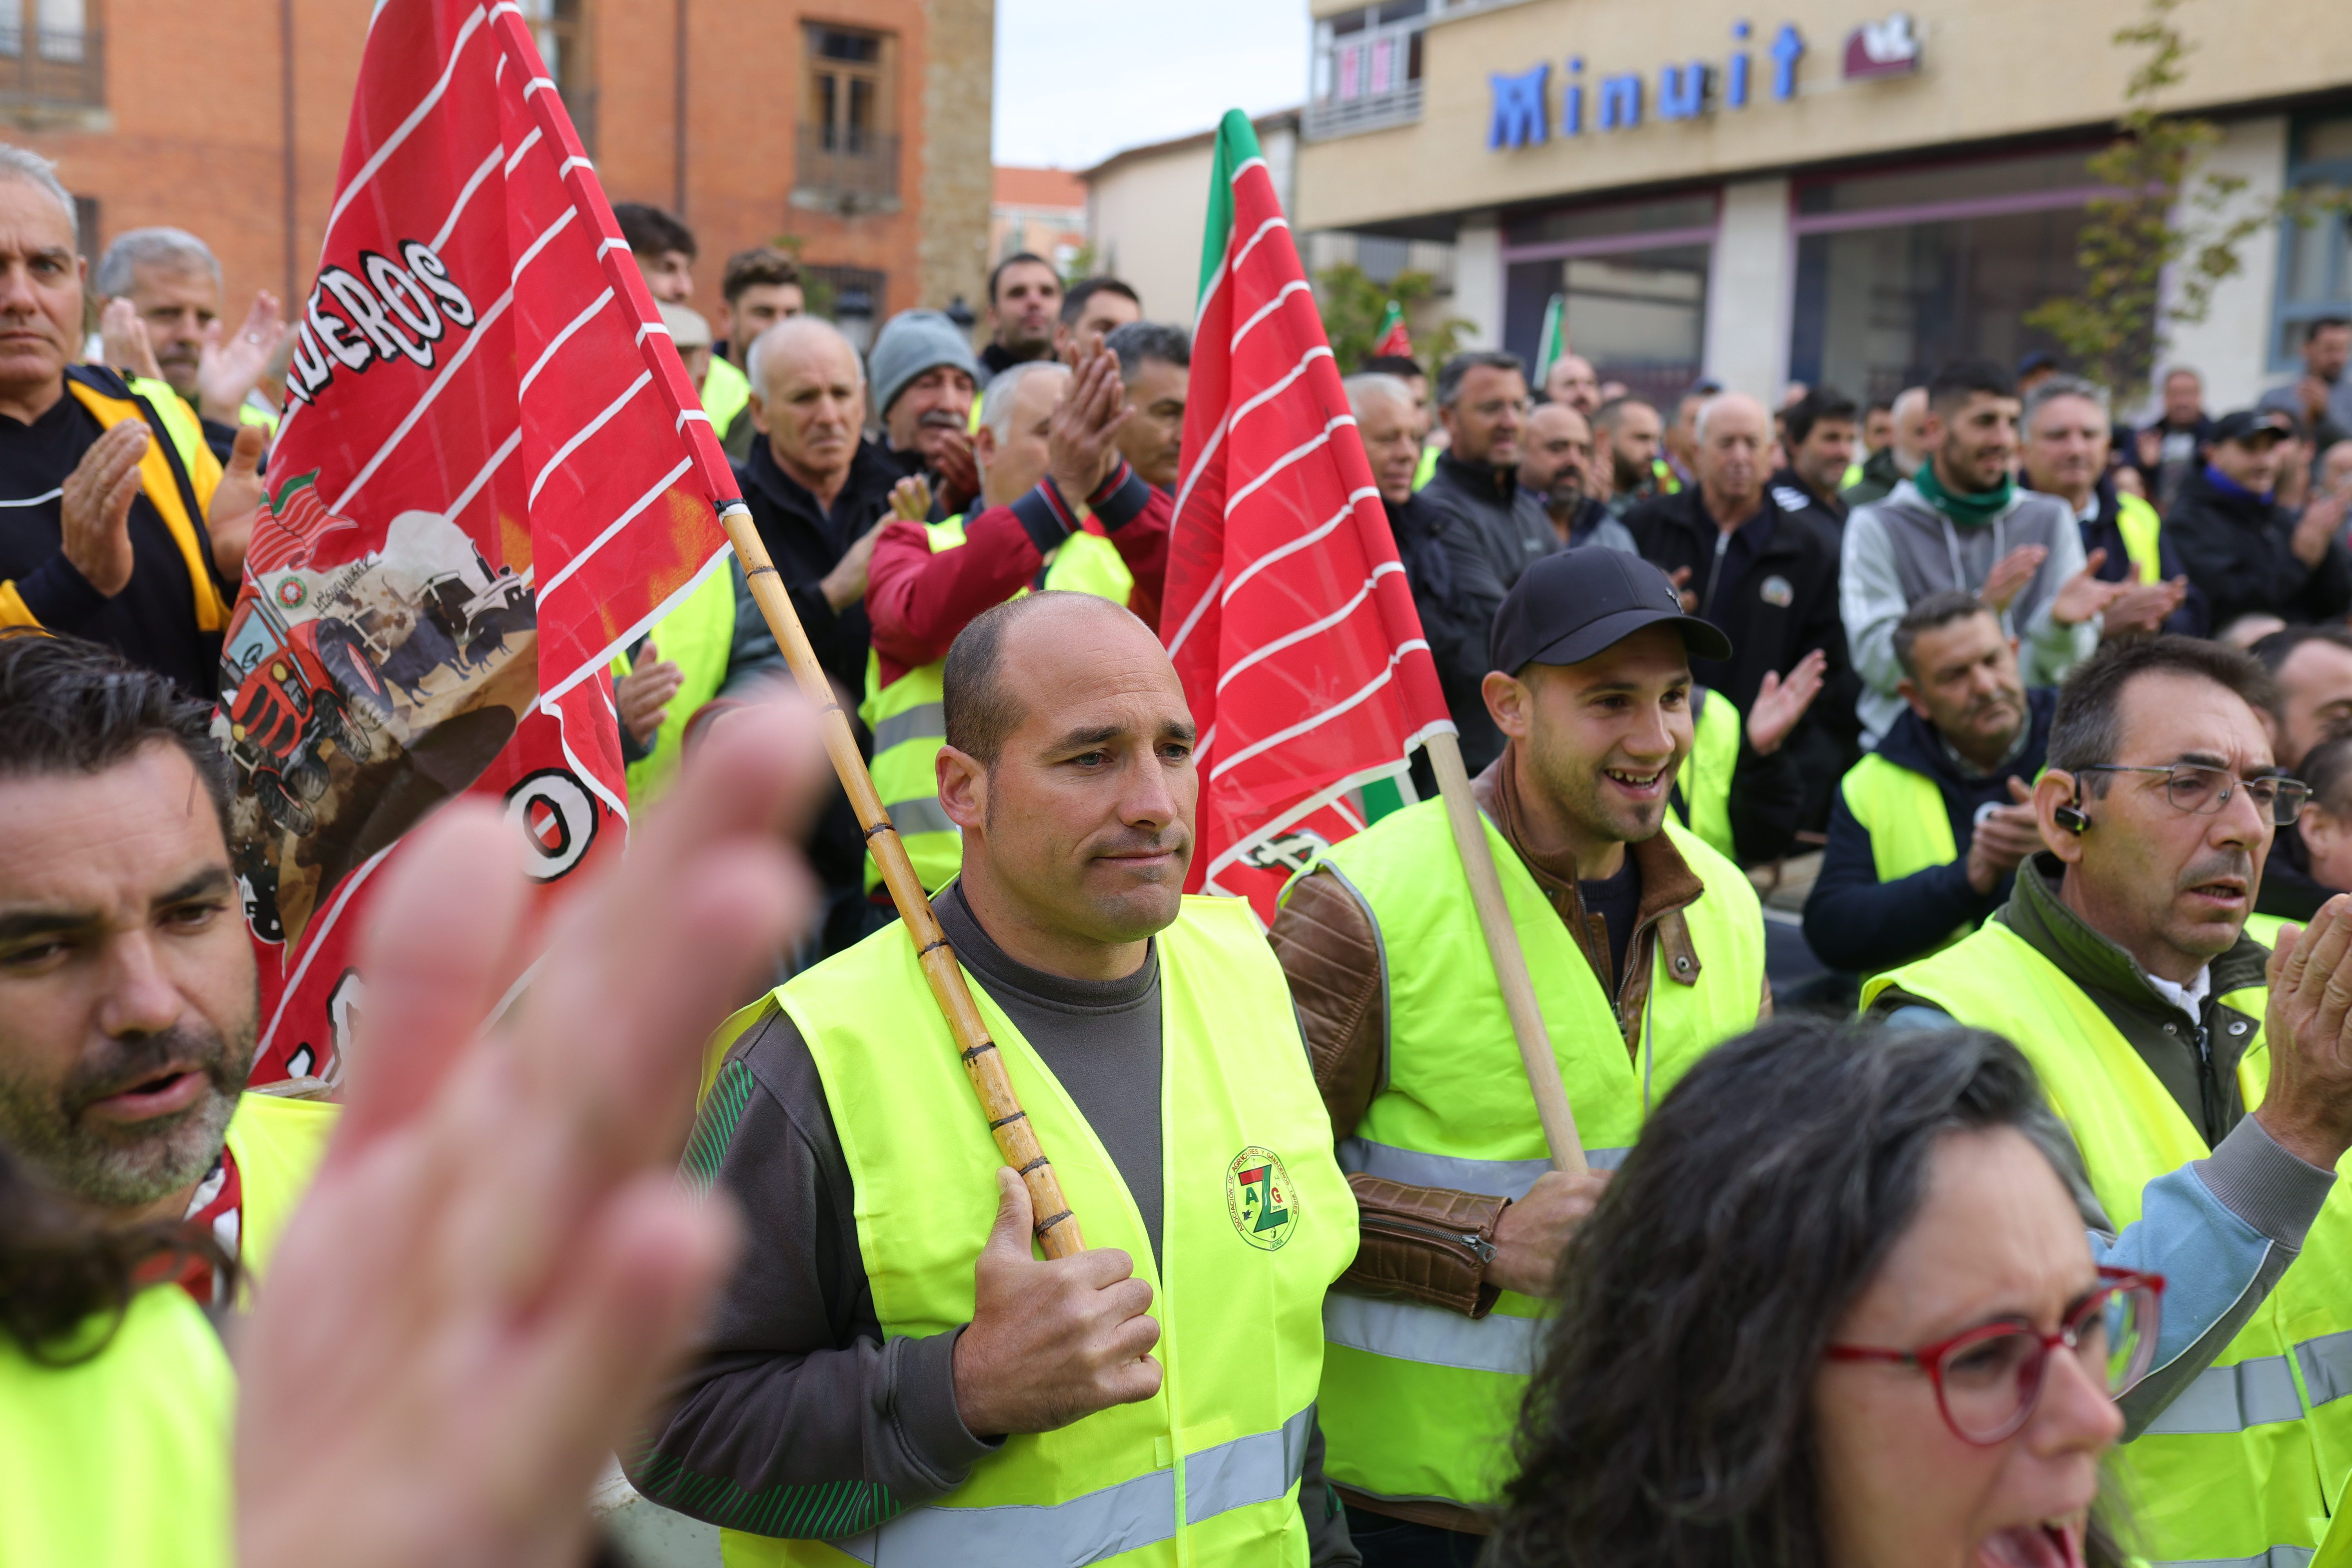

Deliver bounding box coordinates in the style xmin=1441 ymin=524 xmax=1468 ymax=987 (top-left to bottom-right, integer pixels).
xmin=1361 ymin=1213 xmax=1497 ymax=1265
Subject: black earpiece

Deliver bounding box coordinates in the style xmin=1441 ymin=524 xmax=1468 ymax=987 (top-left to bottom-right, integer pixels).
xmin=2053 ymin=804 xmax=2089 ymax=835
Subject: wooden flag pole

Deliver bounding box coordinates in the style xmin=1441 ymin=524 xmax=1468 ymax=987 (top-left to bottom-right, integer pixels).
xmin=718 ymin=503 xmax=1087 ymax=1256
xmin=1421 ymin=730 xmax=1588 ymax=1175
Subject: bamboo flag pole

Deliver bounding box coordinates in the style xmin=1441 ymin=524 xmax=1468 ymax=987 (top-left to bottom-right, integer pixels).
xmin=717 ymin=502 xmax=1087 ymax=1257
xmin=1421 ymin=730 xmax=1589 ymax=1176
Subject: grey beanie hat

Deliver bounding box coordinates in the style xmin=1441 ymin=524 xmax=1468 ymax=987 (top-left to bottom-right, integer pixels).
xmin=869 ymin=309 xmax=980 ymax=416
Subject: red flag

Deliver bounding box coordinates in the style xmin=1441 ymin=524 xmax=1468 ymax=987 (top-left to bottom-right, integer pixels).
xmin=1163 ymin=112 xmax=1453 ymax=926
xmin=1371 ymin=300 xmax=1413 ymax=359
xmin=216 ymin=0 xmax=736 ymax=1085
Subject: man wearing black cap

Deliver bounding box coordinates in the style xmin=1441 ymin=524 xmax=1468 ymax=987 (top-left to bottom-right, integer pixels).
xmin=1267 ymin=549 xmax=1768 ymax=1563
xmin=2169 ymin=407 xmax=2352 ymax=633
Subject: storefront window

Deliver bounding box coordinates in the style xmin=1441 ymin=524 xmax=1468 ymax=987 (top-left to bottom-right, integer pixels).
xmin=1503 ymin=195 xmax=1717 ymax=406
xmin=1786 ymin=149 xmax=2100 ymax=404
xmin=2273 ymin=114 xmax=2352 ymax=372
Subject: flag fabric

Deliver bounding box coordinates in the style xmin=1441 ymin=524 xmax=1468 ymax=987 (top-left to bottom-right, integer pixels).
xmin=1371 ymin=299 xmax=1412 ymax=359
xmin=1162 ymin=110 xmax=1454 ymax=926
xmin=1533 ymin=292 xmax=1566 ymax=383
xmin=216 ymin=0 xmax=736 ymax=1086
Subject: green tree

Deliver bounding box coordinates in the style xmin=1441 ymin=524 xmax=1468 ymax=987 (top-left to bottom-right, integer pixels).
xmin=2026 ymin=0 xmax=2345 ymax=409
xmin=1315 ymin=262 xmax=1471 ymax=377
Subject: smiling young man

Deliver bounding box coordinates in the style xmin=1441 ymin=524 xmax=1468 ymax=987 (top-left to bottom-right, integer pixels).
xmin=1268 ymin=548 xmax=1768 ymax=1562
xmin=1866 ymin=636 xmax=2352 ymax=1568
xmin=0 ymin=632 xmax=334 ymax=1304
xmin=636 ymin=592 xmax=1359 ymax=1565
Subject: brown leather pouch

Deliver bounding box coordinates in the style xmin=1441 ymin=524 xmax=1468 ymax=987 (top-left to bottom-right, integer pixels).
xmin=1339 ymin=1174 xmax=1509 ymax=1318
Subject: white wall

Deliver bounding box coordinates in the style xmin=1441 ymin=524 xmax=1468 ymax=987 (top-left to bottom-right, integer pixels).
xmin=1083 ymin=121 xmax=1302 ymax=328
xmin=2158 ymin=114 xmax=2289 ymax=417
xmin=1703 ymin=176 xmax=1793 ymax=400
xmin=1454 ymin=211 xmax=1501 ymax=348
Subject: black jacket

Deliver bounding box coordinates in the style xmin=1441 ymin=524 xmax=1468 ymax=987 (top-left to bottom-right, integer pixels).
xmin=1766 ymin=465 xmax=1846 ymax=535
xmin=1385 ymin=490 xmax=1508 ymax=773
xmin=2167 ymin=465 xmax=2352 ymax=632
xmin=2077 ymin=475 xmax=2210 ymax=637
xmin=1804 ymin=687 xmax=2057 ymax=974
xmin=1416 ymin=449 xmax=1557 ymax=592
xmin=1840 ymin=444 xmax=1906 ymax=510
xmin=1621 ymin=485 xmax=1857 ymax=733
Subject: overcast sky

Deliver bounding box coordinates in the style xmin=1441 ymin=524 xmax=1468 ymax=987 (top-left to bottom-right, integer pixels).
xmin=992 ymin=0 xmax=1310 ymax=171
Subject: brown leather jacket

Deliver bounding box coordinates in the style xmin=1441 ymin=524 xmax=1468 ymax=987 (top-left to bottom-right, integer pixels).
xmin=1269 ymin=748 xmax=1763 ymax=1530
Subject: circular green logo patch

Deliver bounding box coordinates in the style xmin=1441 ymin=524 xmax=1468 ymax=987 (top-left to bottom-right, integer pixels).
xmin=1225 ymin=1146 xmax=1298 ymax=1251
xmin=276 ymin=577 xmax=307 ymax=608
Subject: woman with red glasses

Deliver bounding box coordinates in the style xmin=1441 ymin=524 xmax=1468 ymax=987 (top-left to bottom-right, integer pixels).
xmin=1491 ymin=1020 xmax=2187 ymax=1568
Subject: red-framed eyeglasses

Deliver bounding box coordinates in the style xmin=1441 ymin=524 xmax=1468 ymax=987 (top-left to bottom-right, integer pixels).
xmin=1824 ymin=1267 xmax=2164 ymax=1445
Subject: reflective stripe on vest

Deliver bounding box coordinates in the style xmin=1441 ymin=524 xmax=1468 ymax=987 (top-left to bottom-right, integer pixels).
xmin=820 ymin=1406 xmax=1319 ymax=1567
xmin=2116 ymin=491 xmax=2165 ymax=586
xmin=860 ymin=518 xmax=1137 ymax=893
xmin=221 ymin=1090 xmax=338 ymax=1288
xmin=617 ymin=558 xmax=738 ymax=807
xmin=1309 ymin=802 xmax=1763 ymax=1509
xmin=1863 ymin=924 xmax=2349 ymax=1566
xmin=728 ymin=897 xmax=1354 ymax=1565
xmin=1670 ymin=685 xmax=1738 ymax=863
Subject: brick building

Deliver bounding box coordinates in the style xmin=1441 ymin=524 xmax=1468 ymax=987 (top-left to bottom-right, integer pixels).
xmin=991 ymin=164 xmax=1084 ymax=272
xmin=2 ymin=0 xmax=993 ymax=330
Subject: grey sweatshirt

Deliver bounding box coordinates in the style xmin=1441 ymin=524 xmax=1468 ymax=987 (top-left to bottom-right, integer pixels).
xmin=1842 ymin=479 xmax=2099 ymax=745
xmin=626 ymin=886 xmax=1357 ymax=1562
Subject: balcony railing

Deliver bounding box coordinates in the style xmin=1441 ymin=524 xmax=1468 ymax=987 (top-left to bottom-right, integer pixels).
xmin=0 ymin=27 xmax=103 ymax=110
xmin=795 ymin=127 xmax=900 ymax=209
xmin=1305 ymin=80 xmax=1421 ymax=142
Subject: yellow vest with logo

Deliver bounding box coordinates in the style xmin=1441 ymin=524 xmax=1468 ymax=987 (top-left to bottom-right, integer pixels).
xmin=702 ymin=354 xmax=752 ymax=443
xmin=1670 ymin=685 xmax=1739 ymax=864
xmin=1864 ymin=922 xmax=2352 ymax=1567
xmin=0 ymin=1284 xmax=234 ymax=1568
xmin=222 ymin=1090 xmax=338 ymax=1286
xmin=859 ymin=515 xmax=1136 ymax=893
xmin=1307 ymin=801 xmax=1765 ymax=1509
xmin=2116 ymin=491 xmax=2165 ymax=586
xmin=697 ymin=898 xmax=1355 ymax=1565
xmin=614 ymin=561 xmax=739 ymax=808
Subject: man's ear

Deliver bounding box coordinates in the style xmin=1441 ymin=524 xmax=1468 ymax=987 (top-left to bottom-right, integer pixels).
xmin=1439 ymin=403 xmax=1463 ymax=445
xmin=936 ymin=744 xmax=987 ymax=835
xmin=972 ymin=423 xmax=1000 ymax=472
xmin=1897 ymin=677 xmax=1929 ymax=720
xmin=2034 ymin=769 xmax=2085 ymax=866
xmin=747 ymin=390 xmax=769 ymax=437
xmin=1483 ymin=669 xmax=1534 ymax=740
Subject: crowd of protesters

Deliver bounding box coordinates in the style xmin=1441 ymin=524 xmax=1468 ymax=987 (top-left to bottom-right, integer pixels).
xmin=18 ymin=129 xmax=2352 ymax=1568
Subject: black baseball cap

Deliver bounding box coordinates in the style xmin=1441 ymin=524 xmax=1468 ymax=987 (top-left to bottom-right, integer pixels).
xmin=2212 ymin=407 xmax=2296 ymax=446
xmin=1489 ymin=548 xmax=1734 ymax=675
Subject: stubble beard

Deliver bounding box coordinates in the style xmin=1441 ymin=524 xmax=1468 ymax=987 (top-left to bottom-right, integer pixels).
xmin=0 ymin=1018 xmax=258 ymax=1211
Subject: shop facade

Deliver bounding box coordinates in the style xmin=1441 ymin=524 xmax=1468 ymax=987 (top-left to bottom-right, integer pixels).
xmin=1296 ymin=0 xmax=2352 ymax=411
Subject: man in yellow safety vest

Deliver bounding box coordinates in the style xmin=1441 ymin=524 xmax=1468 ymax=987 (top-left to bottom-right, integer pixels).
xmin=0 ymin=632 xmax=336 ymax=1564
xmin=1866 ymin=635 xmax=2352 ymax=1568
xmin=633 ymin=592 xmax=1359 ymax=1565
xmin=2021 ymin=374 xmax=2204 ymax=639
xmin=860 ymin=350 xmax=1168 ymax=896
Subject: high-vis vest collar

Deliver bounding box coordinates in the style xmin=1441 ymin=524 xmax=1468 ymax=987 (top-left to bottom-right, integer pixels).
xmin=221 ymin=1091 xmax=339 ymax=1288
xmin=1307 ymin=801 xmax=1764 ymax=1509
xmin=1669 ymin=684 xmax=1738 ymax=864
xmin=614 ymin=559 xmax=737 ymax=808
xmin=1864 ymin=922 xmax=2352 ymax=1567
xmin=2116 ymin=491 xmax=2165 ymax=586
xmin=0 ymin=1284 xmax=233 ymax=1568
xmin=708 ymin=897 xmax=1354 ymax=1566
xmin=858 ymin=515 xmax=1137 ymax=893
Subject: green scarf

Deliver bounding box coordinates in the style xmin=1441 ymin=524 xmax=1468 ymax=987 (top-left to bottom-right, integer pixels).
xmin=1913 ymin=460 xmax=2014 ymax=526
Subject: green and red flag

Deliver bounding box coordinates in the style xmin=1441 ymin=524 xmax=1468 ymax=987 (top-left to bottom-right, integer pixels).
xmin=1533 ymin=292 xmax=1566 ymax=383
xmin=1371 ymin=298 xmax=1412 ymax=359
xmin=218 ymin=0 xmax=737 ymax=1084
xmin=1162 ymin=110 xmax=1453 ymax=924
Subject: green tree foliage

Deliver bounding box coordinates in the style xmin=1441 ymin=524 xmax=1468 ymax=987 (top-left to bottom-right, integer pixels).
xmin=1315 ymin=263 xmax=1472 ymax=377
xmin=2027 ymin=0 xmax=2346 ymax=408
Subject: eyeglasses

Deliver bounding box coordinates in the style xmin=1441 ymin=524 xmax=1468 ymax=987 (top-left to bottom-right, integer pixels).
xmin=1824 ymin=1267 xmax=2163 ymax=1445
xmin=2074 ymin=763 xmax=2310 ymax=826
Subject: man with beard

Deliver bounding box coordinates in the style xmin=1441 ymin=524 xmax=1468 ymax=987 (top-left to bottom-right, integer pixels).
xmin=1518 ymin=402 xmax=1634 ymax=553
xmin=1592 ymin=394 xmax=1667 ymax=515
xmin=0 ymin=632 xmax=334 ymax=1306
xmin=978 ymin=252 xmax=1063 ymax=386
xmin=1844 ymin=360 xmax=2118 ymax=747
xmin=94 ymin=228 xmax=285 ymax=465
xmin=868 ymin=308 xmax=982 ymax=518
xmin=1269 ymin=549 xmax=1765 ymax=1561
xmin=634 ymin=592 xmax=1361 ymax=1565
xmin=1804 ymin=592 xmax=2056 ymax=977
xmin=1866 ymin=636 xmax=2352 ymax=1568
xmin=1767 ymin=384 xmax=1858 ymax=534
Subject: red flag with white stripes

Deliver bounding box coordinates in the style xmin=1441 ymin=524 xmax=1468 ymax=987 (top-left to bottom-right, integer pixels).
xmin=215 ymin=0 xmax=735 ymax=1085
xmin=1163 ymin=111 xmax=1453 ymax=925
